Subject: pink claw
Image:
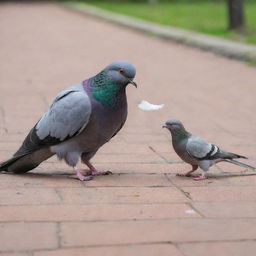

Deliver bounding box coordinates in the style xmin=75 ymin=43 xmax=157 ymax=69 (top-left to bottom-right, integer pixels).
xmin=91 ymin=170 xmax=112 ymax=176
xmin=75 ymin=168 xmax=93 ymax=181
xmin=176 ymin=173 xmax=192 ymax=177
xmin=193 ymin=175 xmax=207 ymax=181
xmin=84 ymin=161 xmax=113 ymax=176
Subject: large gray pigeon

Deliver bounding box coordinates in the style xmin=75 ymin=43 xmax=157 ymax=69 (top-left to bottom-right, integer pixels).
xmin=0 ymin=61 xmax=137 ymax=181
xmin=163 ymin=119 xmax=256 ymax=180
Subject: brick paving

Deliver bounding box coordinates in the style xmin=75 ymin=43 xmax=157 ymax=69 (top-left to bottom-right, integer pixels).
xmin=0 ymin=2 xmax=256 ymax=256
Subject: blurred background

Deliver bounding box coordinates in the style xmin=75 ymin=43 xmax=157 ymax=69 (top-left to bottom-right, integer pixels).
xmin=70 ymin=0 xmax=256 ymax=44
xmin=2 ymin=0 xmax=255 ymax=44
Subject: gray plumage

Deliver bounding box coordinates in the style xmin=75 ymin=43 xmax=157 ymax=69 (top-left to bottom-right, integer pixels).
xmin=0 ymin=61 xmax=137 ymax=180
xmin=163 ymin=119 xmax=256 ymax=180
xmin=36 ymin=85 xmax=91 ymax=141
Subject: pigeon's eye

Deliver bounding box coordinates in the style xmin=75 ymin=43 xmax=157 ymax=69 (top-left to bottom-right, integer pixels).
xmin=119 ymin=69 xmax=125 ymax=74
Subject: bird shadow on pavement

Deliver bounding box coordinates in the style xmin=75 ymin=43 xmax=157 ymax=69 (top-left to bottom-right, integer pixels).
xmin=1 ymin=171 xmax=76 ymax=181
xmin=0 ymin=170 xmax=115 ymax=182
xmin=206 ymin=172 xmax=256 ymax=179
xmin=2 ymin=170 xmax=256 ymax=184
xmin=173 ymin=171 xmax=256 ymax=180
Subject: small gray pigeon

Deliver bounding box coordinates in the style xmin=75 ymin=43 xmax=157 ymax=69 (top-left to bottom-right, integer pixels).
xmin=163 ymin=119 xmax=256 ymax=180
xmin=0 ymin=61 xmax=137 ymax=181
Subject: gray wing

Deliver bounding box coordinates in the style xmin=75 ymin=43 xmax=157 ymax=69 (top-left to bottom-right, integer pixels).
xmin=13 ymin=86 xmax=91 ymax=158
xmin=36 ymin=90 xmax=91 ymax=141
xmin=186 ymin=136 xmax=219 ymax=160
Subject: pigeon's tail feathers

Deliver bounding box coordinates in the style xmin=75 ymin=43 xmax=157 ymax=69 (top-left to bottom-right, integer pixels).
xmin=218 ymin=151 xmax=247 ymax=160
xmin=230 ymin=153 xmax=247 ymax=159
xmin=0 ymin=156 xmax=23 ymax=172
xmin=0 ymin=155 xmax=40 ymax=173
xmin=0 ymin=148 xmax=54 ymax=173
xmin=224 ymin=159 xmax=256 ymax=171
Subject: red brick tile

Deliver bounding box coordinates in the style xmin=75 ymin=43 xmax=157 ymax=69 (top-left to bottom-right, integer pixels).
xmin=39 ymin=162 xmax=172 ymax=175
xmin=4 ymin=118 xmax=36 ymax=134
xmin=0 ymin=133 xmax=25 ymax=143
xmin=170 ymin=172 xmax=256 ymax=187
xmin=193 ymin=202 xmax=256 ymax=218
xmin=156 ymin=151 xmax=183 ymax=162
xmin=168 ymin=173 xmax=233 ymax=187
xmin=148 ymin=141 xmax=174 ymax=153
xmin=86 ymin=174 xmax=171 ymax=187
xmin=0 ymin=142 xmax=21 ymax=151
xmin=77 ymin=163 xmax=182 ymax=174
xmin=123 ymin=134 xmax=167 ymax=143
xmin=0 ymin=253 xmax=28 ymax=256
xmin=60 ymin=219 xmax=256 ymax=247
xmin=170 ymin=164 xmax=222 ymax=177
xmin=93 ymin=152 xmax=164 ymax=164
xmin=0 ymin=151 xmax=17 ymax=160
xmin=38 ymin=161 xmax=172 ymax=175
xmin=0 ymin=128 xmax=6 ymax=134
xmin=179 ymin=241 xmax=256 ymax=256
xmin=225 ymin=174 xmax=256 ymax=185
xmin=217 ymin=161 xmax=255 ymax=172
xmin=0 ymin=173 xmax=83 ymax=188
xmin=98 ymin=143 xmax=151 ymax=154
xmin=58 ymin=187 xmax=189 ymax=204
xmin=181 ymin=186 xmax=256 ymax=202
xmin=0 ymin=188 xmax=61 ymax=205
xmin=0 ymin=203 xmax=199 ymax=222
xmin=0 ymin=222 xmax=57 ymax=251
xmin=1 ymin=1 xmax=256 ymax=255
xmin=34 ymin=244 xmax=183 ymax=256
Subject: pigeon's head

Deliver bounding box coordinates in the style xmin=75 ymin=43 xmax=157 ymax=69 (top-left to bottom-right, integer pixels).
xmin=104 ymin=61 xmax=137 ymax=88
xmin=162 ymin=119 xmax=185 ymax=132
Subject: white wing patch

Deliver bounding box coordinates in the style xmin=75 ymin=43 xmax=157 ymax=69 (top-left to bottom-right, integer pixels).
xmin=210 ymin=145 xmax=219 ymax=156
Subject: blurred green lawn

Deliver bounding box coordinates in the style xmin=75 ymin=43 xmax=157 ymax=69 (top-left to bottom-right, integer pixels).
xmin=81 ymin=0 xmax=256 ymax=44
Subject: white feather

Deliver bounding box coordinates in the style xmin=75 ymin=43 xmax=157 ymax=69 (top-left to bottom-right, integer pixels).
xmin=138 ymin=100 xmax=164 ymax=111
xmin=185 ymin=209 xmax=196 ymax=214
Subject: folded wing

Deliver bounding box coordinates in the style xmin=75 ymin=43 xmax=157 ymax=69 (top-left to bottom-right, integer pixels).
xmin=186 ymin=136 xmax=219 ymax=160
xmin=14 ymin=88 xmax=92 ymax=158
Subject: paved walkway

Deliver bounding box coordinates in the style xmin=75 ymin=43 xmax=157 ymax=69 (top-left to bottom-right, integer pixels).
xmin=0 ymin=2 xmax=256 ymax=256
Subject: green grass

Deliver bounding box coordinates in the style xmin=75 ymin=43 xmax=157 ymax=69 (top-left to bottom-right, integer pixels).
xmin=80 ymin=0 xmax=256 ymax=44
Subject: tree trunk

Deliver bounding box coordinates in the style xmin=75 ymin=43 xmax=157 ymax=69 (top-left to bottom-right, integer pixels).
xmin=227 ymin=0 xmax=245 ymax=30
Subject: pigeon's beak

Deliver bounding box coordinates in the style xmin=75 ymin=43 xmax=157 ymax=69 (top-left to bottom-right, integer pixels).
xmin=129 ymin=79 xmax=137 ymax=88
xmin=162 ymin=125 xmax=167 ymax=129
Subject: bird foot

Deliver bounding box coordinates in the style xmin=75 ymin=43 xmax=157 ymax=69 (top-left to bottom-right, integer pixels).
xmin=75 ymin=169 xmax=93 ymax=181
xmin=176 ymin=173 xmax=192 ymax=177
xmin=84 ymin=161 xmax=113 ymax=176
xmin=90 ymin=170 xmax=112 ymax=176
xmin=193 ymin=175 xmax=207 ymax=181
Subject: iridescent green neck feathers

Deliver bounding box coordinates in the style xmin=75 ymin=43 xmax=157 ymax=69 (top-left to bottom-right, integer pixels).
xmin=90 ymin=71 xmax=122 ymax=107
xmin=171 ymin=129 xmax=190 ymax=143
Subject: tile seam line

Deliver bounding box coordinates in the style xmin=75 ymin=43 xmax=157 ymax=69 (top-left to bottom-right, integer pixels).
xmin=164 ymin=173 xmax=193 ymax=201
xmin=2 ymin=217 xmax=256 ymax=224
xmin=2 ymin=238 xmax=256 ymax=254
xmin=2 ymin=183 xmax=256 ymax=188
xmin=3 ymin=217 xmax=256 ymax=223
xmin=2 ymin=200 xmax=256 ymax=206
xmin=164 ymin=174 xmax=206 ymax=217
